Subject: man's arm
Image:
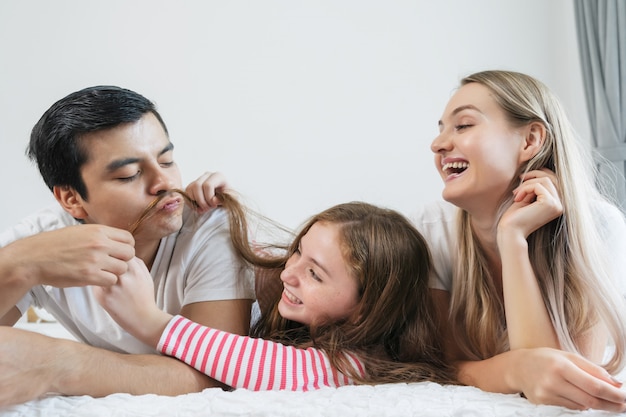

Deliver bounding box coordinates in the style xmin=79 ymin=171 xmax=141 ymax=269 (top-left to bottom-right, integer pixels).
xmin=0 ymin=326 xmax=222 ymax=407
xmin=0 ymin=225 xmax=135 ymax=323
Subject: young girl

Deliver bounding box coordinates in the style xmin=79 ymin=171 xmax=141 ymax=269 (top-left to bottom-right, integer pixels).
xmin=95 ymin=199 xmax=454 ymax=391
xmin=414 ymin=70 xmax=626 ymax=410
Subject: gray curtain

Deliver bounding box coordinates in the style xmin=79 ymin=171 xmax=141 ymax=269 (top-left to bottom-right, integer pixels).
xmin=574 ymin=0 xmax=626 ymax=211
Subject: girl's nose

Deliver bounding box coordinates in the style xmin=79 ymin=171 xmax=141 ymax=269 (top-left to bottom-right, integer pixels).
xmin=280 ymin=257 xmax=300 ymax=286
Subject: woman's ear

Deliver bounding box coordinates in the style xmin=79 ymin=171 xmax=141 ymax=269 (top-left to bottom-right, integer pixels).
xmin=519 ymin=121 xmax=546 ymax=163
xmin=53 ymin=185 xmax=88 ymax=220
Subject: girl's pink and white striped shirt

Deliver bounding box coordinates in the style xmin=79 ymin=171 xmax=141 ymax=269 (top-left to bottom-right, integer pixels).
xmin=158 ymin=315 xmax=365 ymax=391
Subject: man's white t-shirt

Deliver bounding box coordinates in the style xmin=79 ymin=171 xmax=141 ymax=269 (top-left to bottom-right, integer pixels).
xmin=2 ymin=205 xmax=255 ymax=354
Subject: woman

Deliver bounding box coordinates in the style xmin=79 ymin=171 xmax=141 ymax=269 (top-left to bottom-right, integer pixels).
xmin=95 ymin=198 xmax=454 ymax=391
xmin=415 ymin=69 xmax=626 ymax=410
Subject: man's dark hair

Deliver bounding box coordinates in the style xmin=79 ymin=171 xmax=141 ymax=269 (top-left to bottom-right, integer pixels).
xmin=27 ymin=85 xmax=168 ymax=200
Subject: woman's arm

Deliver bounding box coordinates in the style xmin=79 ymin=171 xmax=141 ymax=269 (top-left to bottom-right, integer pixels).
xmin=431 ymin=287 xmax=625 ymax=412
xmin=497 ymin=170 xmax=562 ymax=349
xmin=456 ymin=348 xmax=626 ymax=412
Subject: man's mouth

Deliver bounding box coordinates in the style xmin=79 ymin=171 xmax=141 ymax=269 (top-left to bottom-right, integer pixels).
xmin=128 ymin=189 xmax=193 ymax=234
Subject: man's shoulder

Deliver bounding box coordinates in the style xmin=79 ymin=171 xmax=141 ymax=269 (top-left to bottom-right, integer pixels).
xmin=0 ymin=205 xmax=77 ymax=243
xmin=180 ymin=207 xmax=229 ymax=233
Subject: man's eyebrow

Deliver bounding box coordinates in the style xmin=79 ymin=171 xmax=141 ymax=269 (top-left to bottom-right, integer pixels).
xmin=106 ymin=157 xmax=140 ymax=172
xmin=159 ymin=142 xmax=174 ymax=156
xmin=105 ymin=142 xmax=174 ymax=172
xmin=438 ymin=104 xmax=482 ymax=128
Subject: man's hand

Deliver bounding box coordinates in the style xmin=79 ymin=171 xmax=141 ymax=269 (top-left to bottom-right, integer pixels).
xmin=2 ymin=224 xmax=135 ymax=289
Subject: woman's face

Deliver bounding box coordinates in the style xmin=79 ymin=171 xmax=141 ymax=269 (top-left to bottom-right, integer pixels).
xmin=430 ymin=82 xmax=527 ymax=214
xmin=278 ymin=221 xmax=360 ymax=326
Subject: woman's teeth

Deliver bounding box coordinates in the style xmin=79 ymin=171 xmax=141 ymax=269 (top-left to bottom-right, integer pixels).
xmin=442 ymin=161 xmax=469 ymax=174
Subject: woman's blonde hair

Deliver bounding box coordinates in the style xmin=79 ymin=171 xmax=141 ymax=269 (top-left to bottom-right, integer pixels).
xmin=449 ymin=70 xmax=626 ymax=373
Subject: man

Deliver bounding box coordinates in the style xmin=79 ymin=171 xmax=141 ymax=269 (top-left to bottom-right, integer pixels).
xmin=0 ymin=86 xmax=254 ymax=406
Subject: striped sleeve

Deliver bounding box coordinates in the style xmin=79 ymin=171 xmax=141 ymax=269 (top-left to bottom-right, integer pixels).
xmin=158 ymin=315 xmax=363 ymax=391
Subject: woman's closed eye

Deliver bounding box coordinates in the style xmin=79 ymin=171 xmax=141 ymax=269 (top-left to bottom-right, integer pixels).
xmin=455 ymin=124 xmax=472 ymax=131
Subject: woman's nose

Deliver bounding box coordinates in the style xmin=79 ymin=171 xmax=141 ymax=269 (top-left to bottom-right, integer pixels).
xmin=430 ymin=131 xmax=452 ymax=154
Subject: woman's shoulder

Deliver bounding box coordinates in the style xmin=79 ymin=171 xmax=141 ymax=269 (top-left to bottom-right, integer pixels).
xmin=590 ymin=198 xmax=626 ymax=231
xmin=410 ymin=200 xmax=457 ymax=227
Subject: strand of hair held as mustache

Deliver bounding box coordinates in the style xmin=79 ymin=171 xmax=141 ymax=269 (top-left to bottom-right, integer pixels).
xmin=128 ymin=189 xmax=198 ymax=235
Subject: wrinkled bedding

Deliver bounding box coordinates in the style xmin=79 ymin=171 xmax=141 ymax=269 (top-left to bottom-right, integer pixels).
xmin=2 ymin=323 xmax=624 ymax=417
xmin=2 ymin=378 xmax=624 ymax=417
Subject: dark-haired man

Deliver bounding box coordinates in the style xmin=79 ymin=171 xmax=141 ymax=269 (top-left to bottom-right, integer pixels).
xmin=0 ymin=86 xmax=253 ymax=406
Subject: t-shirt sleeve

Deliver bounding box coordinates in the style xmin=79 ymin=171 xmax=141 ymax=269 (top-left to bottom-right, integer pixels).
xmin=158 ymin=315 xmax=362 ymax=391
xmin=0 ymin=205 xmax=75 ymax=315
xmin=177 ymin=209 xmax=255 ymax=305
xmin=409 ymin=201 xmax=456 ymax=292
xmin=595 ymin=201 xmax=626 ymax=298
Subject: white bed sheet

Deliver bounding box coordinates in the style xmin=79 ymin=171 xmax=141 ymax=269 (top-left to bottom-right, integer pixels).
xmin=2 ymin=322 xmax=625 ymax=417
xmin=2 ymin=378 xmax=625 ymax=417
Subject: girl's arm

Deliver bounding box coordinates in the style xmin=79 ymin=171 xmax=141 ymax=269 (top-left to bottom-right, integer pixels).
xmin=160 ymin=315 xmax=361 ymax=391
xmin=94 ymin=260 xmax=362 ymax=391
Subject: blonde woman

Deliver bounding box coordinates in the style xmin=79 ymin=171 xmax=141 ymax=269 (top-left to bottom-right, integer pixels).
xmin=414 ymin=70 xmax=626 ymax=411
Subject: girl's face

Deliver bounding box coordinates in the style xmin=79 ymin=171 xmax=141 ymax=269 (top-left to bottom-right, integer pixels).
xmin=278 ymin=221 xmax=360 ymax=326
xmin=430 ymin=82 xmax=527 ymax=213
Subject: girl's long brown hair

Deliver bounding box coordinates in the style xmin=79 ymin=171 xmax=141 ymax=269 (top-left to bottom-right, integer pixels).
xmin=236 ymin=200 xmax=455 ymax=385
xmin=135 ymin=190 xmax=455 ymax=384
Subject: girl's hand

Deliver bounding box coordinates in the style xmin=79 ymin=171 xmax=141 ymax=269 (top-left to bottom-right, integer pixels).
xmin=498 ymin=169 xmax=563 ymax=239
xmin=185 ymin=171 xmax=230 ymax=213
xmin=93 ymin=257 xmax=170 ymax=347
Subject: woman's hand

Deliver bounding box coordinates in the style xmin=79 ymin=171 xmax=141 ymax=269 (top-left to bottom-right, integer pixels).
xmin=185 ymin=171 xmax=230 ymax=213
xmin=93 ymin=257 xmax=171 ymax=347
xmin=511 ymin=348 xmax=626 ymax=411
xmin=498 ymin=169 xmax=563 ymax=240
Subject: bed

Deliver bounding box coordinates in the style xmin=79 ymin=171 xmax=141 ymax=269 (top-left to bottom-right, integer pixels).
xmin=1 ymin=320 xmax=624 ymax=417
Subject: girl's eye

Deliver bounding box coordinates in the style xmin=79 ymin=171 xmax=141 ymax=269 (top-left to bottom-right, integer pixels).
xmin=160 ymin=161 xmax=175 ymax=168
xmin=455 ymin=124 xmax=472 ymax=131
xmin=309 ymin=268 xmax=322 ymax=282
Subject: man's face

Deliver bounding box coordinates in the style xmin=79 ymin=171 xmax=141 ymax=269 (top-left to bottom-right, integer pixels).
xmin=71 ymin=112 xmax=184 ymax=243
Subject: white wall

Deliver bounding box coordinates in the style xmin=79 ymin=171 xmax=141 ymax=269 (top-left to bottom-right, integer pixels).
xmin=0 ymin=0 xmax=588 ymax=231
